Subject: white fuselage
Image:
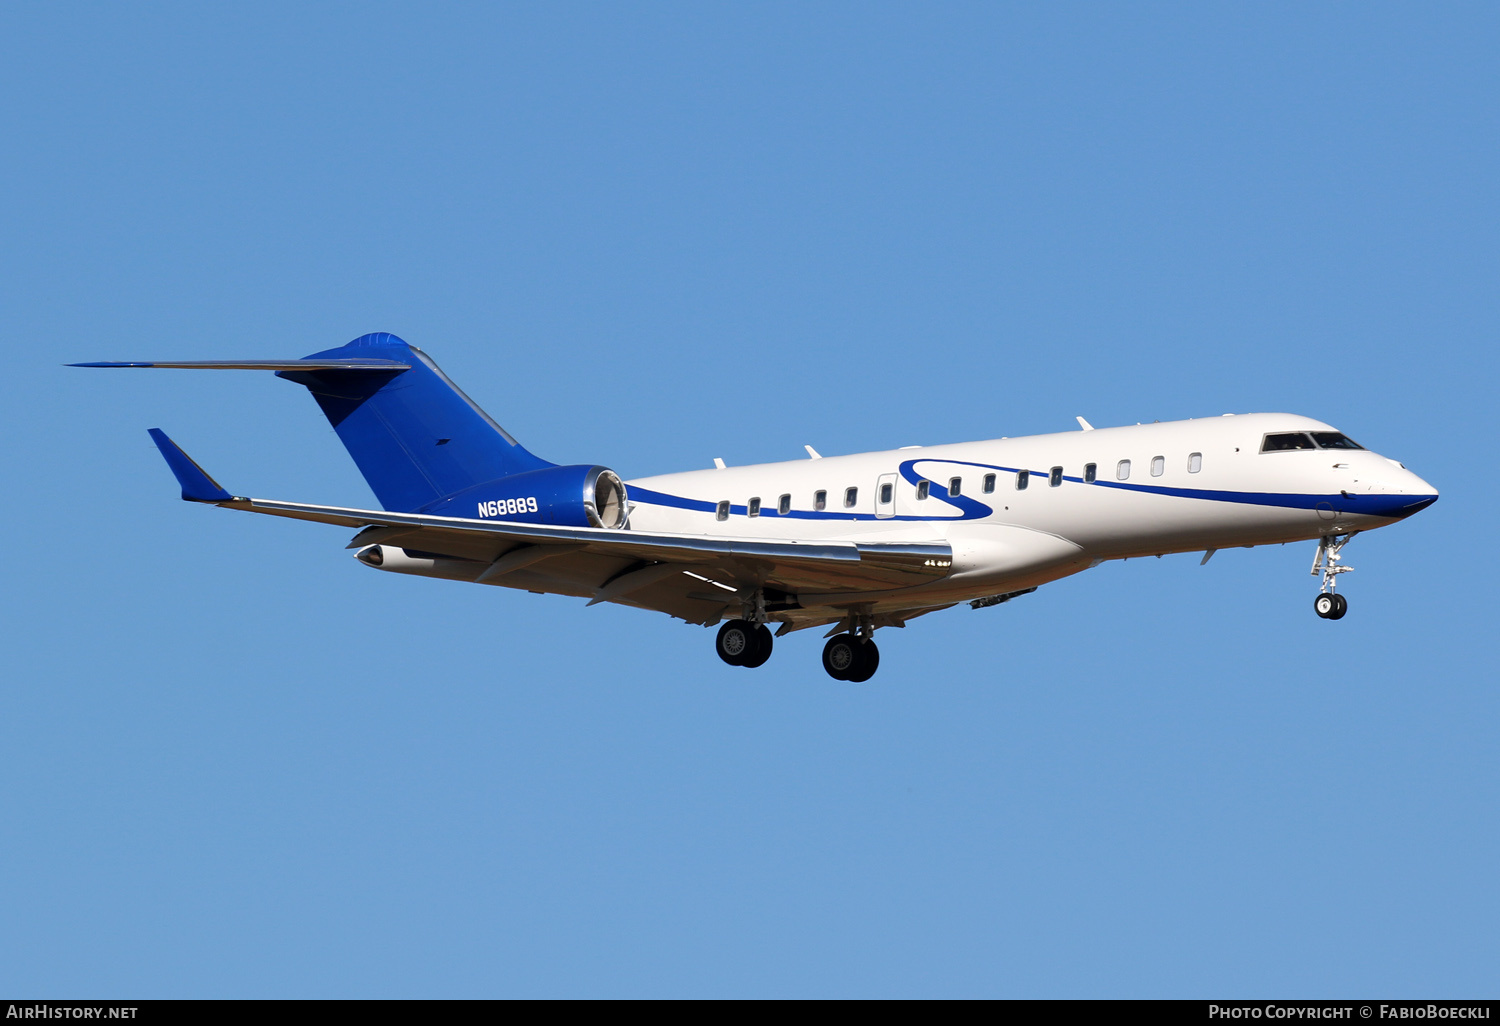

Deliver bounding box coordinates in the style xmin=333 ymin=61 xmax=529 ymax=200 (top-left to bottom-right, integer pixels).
xmin=621 ymin=413 xmax=1437 ymax=615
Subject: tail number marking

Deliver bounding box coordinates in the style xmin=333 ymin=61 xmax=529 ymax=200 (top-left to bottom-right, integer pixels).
xmin=479 ymin=497 xmax=538 ymax=518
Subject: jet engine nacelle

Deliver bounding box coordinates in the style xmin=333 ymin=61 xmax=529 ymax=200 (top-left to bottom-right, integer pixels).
xmin=419 ymin=464 xmax=630 ymax=529
xmin=356 ymin=544 xmax=437 ymax=571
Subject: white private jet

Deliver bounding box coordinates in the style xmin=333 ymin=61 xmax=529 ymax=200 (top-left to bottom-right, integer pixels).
xmin=76 ymin=333 xmax=1438 ymax=681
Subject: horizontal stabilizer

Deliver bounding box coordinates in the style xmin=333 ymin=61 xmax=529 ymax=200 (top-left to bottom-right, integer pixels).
xmin=147 ymin=429 xmax=233 ymax=503
xmin=70 ymin=358 xmax=410 ymax=371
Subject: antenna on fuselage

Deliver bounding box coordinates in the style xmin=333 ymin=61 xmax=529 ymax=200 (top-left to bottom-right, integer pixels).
xmin=804 ymin=445 xmax=822 ymax=459
xmin=713 ymin=457 xmax=727 ymax=470
xmin=1076 ymin=417 xmax=1094 ymax=431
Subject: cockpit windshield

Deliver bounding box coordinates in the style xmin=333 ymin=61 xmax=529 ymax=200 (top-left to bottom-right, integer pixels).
xmin=1261 ymin=433 xmax=1317 ymax=452
xmin=1262 ymin=431 xmax=1366 ymax=452
xmin=1309 ymin=431 xmax=1363 ymax=450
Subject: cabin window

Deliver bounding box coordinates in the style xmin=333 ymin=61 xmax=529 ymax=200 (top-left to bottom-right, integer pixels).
xmin=1262 ymin=432 xmax=1316 ymax=452
xmin=1084 ymin=463 xmax=1097 ymax=483
xmin=1117 ymin=460 xmax=1131 ymax=481
xmin=948 ymin=477 xmax=962 ymax=497
xmin=814 ymin=490 xmax=827 ymax=511
xmin=844 ymin=486 xmax=858 ymax=508
xmin=778 ymin=493 xmax=791 ymax=515
xmin=880 ymin=482 xmax=894 ymax=504
xmin=1188 ymin=452 xmax=1202 ymax=473
xmin=916 ymin=480 xmax=930 ymax=500
xmin=1049 ymin=466 xmax=1063 ymax=487
xmin=1311 ymin=432 xmax=1364 ymax=450
xmin=1016 ymin=470 xmax=1029 ymax=490
xmin=747 ymin=497 xmax=761 ymax=517
xmin=1151 ymin=456 xmax=1165 ymax=477
xmin=982 ymin=473 xmax=996 ymax=493
xmin=715 ymin=500 xmax=729 ymax=521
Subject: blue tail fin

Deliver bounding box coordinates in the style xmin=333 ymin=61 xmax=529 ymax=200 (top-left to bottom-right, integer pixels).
xmin=276 ymin=333 xmax=552 ymax=511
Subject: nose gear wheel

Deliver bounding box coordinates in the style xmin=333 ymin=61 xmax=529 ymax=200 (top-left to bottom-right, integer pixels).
xmin=1314 ymin=593 xmax=1348 ymax=620
xmin=1311 ymin=532 xmax=1358 ymax=619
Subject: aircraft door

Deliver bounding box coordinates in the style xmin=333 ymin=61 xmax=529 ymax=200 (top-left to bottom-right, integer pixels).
xmin=875 ymin=472 xmax=897 ymax=519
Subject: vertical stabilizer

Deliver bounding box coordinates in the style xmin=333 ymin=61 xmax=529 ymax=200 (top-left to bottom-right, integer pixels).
xmin=277 ymin=334 xmax=551 ymax=511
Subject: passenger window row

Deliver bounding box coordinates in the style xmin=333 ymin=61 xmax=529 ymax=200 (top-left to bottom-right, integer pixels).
xmin=1114 ymin=453 xmax=1203 ymax=480
xmin=714 ymin=451 xmax=1208 ymax=519
xmin=715 ymin=486 xmax=853 ymax=521
xmin=914 ymin=476 xmax=972 ymax=496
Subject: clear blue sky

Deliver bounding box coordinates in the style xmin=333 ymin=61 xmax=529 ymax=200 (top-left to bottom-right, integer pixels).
xmin=2 ymin=2 xmax=1495 ymax=998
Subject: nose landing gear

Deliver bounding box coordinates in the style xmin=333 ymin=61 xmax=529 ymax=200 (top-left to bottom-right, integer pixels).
xmin=1311 ymin=532 xmax=1358 ymax=620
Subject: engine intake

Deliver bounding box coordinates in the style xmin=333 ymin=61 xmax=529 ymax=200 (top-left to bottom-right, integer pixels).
xmin=583 ymin=467 xmax=628 ymax=529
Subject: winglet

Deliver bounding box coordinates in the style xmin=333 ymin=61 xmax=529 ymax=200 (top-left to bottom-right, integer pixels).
xmin=147 ymin=429 xmax=234 ymax=503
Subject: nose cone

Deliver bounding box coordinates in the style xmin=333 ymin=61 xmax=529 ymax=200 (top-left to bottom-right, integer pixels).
xmin=1395 ymin=493 xmax=1439 ymax=517
xmin=1340 ymin=458 xmax=1438 ymax=520
xmin=1390 ymin=467 xmax=1439 ymax=518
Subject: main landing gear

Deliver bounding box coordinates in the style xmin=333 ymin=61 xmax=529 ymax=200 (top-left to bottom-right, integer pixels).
xmin=822 ymin=633 xmax=880 ymax=683
xmin=820 ymin=612 xmax=881 ymax=682
xmin=716 ymin=619 xmax=773 ymax=667
xmin=717 ymin=587 xmax=775 ymax=668
xmin=1311 ymin=532 xmax=1357 ymax=620
xmin=713 ymin=594 xmax=883 ymax=681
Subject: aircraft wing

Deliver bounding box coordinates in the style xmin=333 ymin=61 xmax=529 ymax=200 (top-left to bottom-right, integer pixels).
xmin=147 ymin=430 xmax=953 ymax=624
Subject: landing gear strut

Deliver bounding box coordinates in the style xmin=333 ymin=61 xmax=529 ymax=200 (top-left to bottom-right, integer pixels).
xmin=1311 ymin=532 xmax=1357 ymax=620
